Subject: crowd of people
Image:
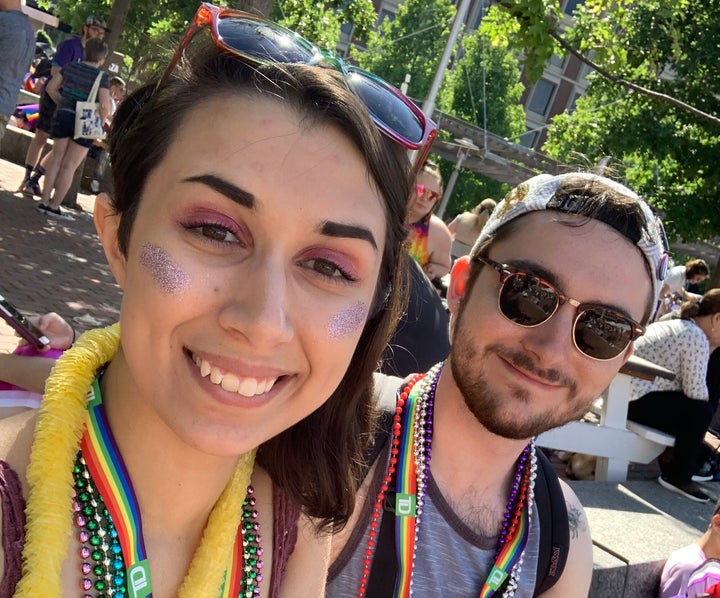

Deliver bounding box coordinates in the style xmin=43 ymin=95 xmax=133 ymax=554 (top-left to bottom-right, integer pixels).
xmin=0 ymin=3 xmax=718 ymax=598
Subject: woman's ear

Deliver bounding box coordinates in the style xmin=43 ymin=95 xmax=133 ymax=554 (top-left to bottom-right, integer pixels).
xmin=94 ymin=193 xmax=127 ymax=289
xmin=447 ymin=256 xmax=471 ymax=317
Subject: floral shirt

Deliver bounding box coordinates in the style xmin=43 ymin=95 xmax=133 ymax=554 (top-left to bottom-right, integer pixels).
xmin=630 ymin=318 xmax=710 ymax=401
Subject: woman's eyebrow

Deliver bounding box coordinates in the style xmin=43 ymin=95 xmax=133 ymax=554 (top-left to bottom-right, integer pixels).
xmin=319 ymin=221 xmax=378 ymax=251
xmin=183 ymin=174 xmax=255 ymax=208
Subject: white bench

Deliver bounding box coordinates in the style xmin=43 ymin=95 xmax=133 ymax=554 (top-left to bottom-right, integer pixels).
xmin=537 ymin=356 xmax=675 ymax=482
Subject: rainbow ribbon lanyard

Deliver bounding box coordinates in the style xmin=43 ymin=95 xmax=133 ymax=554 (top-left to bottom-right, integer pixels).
xmin=393 ymin=377 xmax=423 ymax=598
xmin=391 ymin=376 xmax=531 ymax=598
xmin=81 ymin=379 xmax=244 ymax=598
xmin=478 ymin=486 xmax=531 ymax=598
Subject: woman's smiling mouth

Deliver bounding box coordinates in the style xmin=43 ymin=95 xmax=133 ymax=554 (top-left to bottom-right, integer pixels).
xmin=191 ymin=353 xmax=280 ymax=397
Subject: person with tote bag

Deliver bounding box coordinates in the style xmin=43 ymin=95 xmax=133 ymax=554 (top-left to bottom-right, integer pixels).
xmin=38 ymin=37 xmax=111 ymax=220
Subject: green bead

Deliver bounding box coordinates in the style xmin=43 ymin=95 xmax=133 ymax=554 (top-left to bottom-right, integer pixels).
xmin=90 ymin=535 xmax=102 ymax=546
xmin=91 ymin=549 xmax=103 ymax=561
xmin=94 ymin=565 xmax=104 ymax=576
xmin=94 ymin=579 xmax=106 ymax=590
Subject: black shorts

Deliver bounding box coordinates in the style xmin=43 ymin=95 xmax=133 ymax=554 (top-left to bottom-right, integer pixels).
xmin=50 ymin=109 xmax=94 ymax=148
xmin=36 ymin=92 xmax=57 ymax=134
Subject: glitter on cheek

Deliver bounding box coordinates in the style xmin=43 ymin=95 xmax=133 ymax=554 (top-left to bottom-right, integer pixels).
xmin=139 ymin=243 xmax=190 ymax=294
xmin=328 ymin=301 xmax=369 ymax=340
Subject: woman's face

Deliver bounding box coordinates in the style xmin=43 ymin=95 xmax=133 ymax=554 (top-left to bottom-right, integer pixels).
xmin=409 ymin=170 xmax=441 ymax=220
xmin=98 ymin=95 xmax=387 ymax=456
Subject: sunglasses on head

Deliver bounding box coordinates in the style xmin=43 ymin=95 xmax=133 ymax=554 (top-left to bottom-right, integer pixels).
xmin=476 ymin=256 xmax=645 ymax=361
xmin=160 ymin=3 xmax=437 ymax=168
xmin=415 ymin=183 xmax=441 ymax=202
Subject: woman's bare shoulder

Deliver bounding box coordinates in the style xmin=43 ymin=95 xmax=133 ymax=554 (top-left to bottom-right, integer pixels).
xmin=0 ymin=410 xmax=37 ymax=482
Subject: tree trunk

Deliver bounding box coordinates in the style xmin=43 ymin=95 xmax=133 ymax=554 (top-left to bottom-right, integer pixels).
xmin=708 ymin=255 xmax=720 ymax=290
xmin=105 ymin=0 xmax=132 ymax=57
xmin=237 ymin=0 xmax=274 ymax=17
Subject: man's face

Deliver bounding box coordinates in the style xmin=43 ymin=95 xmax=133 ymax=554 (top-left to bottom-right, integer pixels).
xmin=84 ymin=24 xmax=106 ymax=41
xmin=448 ymin=211 xmax=650 ymax=440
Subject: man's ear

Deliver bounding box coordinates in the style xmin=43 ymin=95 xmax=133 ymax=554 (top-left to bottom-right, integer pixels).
xmin=94 ymin=193 xmax=127 ymax=289
xmin=447 ymin=256 xmax=471 ymax=317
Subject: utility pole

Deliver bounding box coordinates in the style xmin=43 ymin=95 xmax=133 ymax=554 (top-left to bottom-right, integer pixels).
xmin=421 ymin=0 xmax=473 ymax=121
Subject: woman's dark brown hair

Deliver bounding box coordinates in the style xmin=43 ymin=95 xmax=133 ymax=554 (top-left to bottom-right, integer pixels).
xmin=108 ymin=42 xmax=413 ymax=530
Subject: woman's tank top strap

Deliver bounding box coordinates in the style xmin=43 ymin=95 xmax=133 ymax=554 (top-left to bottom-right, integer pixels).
xmin=0 ymin=460 xmax=25 ymax=598
xmin=269 ymin=482 xmax=301 ymax=597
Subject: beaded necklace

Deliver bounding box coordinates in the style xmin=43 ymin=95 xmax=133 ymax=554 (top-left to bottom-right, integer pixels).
xmin=358 ymin=362 xmax=537 ymax=598
xmin=14 ymin=324 xmax=259 ymax=598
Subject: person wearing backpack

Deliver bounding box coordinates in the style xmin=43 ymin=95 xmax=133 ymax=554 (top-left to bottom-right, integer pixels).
xmin=36 ymin=36 xmax=111 ymax=220
xmin=328 ymin=172 xmax=668 ymax=597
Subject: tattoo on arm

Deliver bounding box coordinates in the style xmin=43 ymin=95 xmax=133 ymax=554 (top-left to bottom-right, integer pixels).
xmin=566 ymin=503 xmax=586 ymax=540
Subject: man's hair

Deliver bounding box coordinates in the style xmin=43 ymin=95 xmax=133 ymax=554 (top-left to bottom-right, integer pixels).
xmin=468 ymin=176 xmax=657 ymax=323
xmin=686 ymin=258 xmax=710 ymax=279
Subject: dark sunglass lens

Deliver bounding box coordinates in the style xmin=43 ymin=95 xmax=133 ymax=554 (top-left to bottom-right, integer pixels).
xmin=574 ymin=308 xmax=633 ymax=359
xmin=217 ymin=17 xmax=318 ymax=63
xmin=346 ymin=70 xmax=424 ymax=144
xmin=499 ymin=273 xmax=558 ymax=326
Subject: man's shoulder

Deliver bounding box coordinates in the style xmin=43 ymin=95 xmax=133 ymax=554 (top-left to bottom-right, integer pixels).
xmin=54 ymin=37 xmax=83 ymax=66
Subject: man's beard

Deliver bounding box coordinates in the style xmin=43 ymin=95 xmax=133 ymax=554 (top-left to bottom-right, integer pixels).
xmin=450 ymin=314 xmax=593 ymax=440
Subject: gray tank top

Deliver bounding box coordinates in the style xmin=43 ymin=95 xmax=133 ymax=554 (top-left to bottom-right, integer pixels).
xmin=327 ymin=452 xmax=540 ymax=597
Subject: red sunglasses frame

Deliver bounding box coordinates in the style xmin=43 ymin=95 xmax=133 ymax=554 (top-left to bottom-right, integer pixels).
xmin=160 ymin=2 xmax=437 ymax=169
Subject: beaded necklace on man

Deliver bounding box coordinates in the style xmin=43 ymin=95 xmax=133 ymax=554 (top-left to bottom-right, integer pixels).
xmin=14 ymin=324 xmax=262 ymax=598
xmin=357 ymin=363 xmax=537 ymax=598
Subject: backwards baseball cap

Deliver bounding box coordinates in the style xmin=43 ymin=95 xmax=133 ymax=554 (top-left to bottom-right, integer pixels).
xmin=470 ymin=172 xmax=669 ymax=310
xmin=85 ymin=15 xmax=108 ymax=30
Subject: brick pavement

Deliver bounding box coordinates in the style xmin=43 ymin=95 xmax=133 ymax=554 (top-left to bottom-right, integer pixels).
xmin=0 ymin=158 xmax=120 ymax=353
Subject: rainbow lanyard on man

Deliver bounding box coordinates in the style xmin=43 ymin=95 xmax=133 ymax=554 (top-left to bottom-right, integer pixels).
xmin=391 ymin=375 xmax=533 ymax=598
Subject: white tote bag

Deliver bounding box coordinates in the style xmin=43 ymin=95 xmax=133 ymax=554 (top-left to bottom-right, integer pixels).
xmin=74 ymin=71 xmax=106 ymax=140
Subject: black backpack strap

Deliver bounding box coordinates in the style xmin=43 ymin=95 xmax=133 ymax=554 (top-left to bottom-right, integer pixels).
xmin=533 ymin=449 xmax=569 ymax=596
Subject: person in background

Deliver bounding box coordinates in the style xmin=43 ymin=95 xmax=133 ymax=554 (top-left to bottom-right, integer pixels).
xmin=0 ymin=0 xmax=35 ymax=151
xmin=36 ymin=37 xmax=111 ymax=220
xmin=661 ymin=259 xmax=710 ymax=303
xmin=87 ymin=75 xmax=126 ymax=195
xmin=19 ymin=14 xmax=107 ymax=197
xmin=660 ymin=495 xmax=720 ymax=598
xmin=406 ymin=160 xmax=453 ymax=281
xmin=448 ymin=197 xmax=497 ymax=259
xmin=627 ymin=289 xmax=720 ymax=502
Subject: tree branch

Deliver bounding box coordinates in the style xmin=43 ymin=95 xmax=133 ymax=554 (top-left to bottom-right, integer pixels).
xmin=548 ymin=29 xmax=720 ymax=127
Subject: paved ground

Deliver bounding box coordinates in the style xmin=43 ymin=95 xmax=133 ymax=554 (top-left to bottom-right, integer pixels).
xmin=0 ymin=158 xmax=120 ymax=352
xmin=0 ymin=160 xmax=120 ymax=350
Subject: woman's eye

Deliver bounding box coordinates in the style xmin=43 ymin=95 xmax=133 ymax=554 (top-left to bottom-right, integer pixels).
xmin=306 ymin=258 xmax=348 ymax=280
xmin=192 ymin=224 xmax=239 ymax=244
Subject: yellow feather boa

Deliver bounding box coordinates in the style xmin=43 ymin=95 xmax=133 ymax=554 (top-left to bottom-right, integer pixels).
xmin=14 ymin=323 xmax=257 ymax=597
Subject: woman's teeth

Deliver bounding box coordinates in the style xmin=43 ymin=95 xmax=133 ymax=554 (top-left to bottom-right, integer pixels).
xmin=194 ymin=356 xmax=277 ymax=397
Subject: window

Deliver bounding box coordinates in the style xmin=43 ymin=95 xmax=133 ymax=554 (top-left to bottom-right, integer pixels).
xmin=564 ymin=0 xmax=584 ymax=15
xmin=518 ymin=131 xmax=539 ymax=148
xmin=527 ymin=79 xmax=556 ymax=116
xmin=549 ymin=53 xmax=566 ymax=70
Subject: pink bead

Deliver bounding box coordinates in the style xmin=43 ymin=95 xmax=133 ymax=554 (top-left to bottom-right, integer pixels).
xmin=81 ymin=578 xmax=92 ymax=591
xmin=82 ymin=563 xmax=92 ymax=575
xmin=80 ymin=547 xmax=91 ymax=559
